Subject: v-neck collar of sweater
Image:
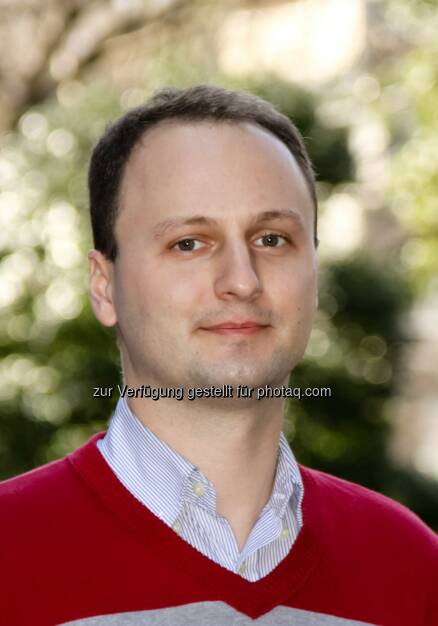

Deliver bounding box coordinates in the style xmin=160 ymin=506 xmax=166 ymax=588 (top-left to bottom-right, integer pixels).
xmin=68 ymin=432 xmax=323 ymax=620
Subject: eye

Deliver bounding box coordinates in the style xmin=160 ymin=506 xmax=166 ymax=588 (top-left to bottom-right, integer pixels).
xmin=171 ymin=238 xmax=205 ymax=252
xmin=254 ymin=232 xmax=290 ymax=248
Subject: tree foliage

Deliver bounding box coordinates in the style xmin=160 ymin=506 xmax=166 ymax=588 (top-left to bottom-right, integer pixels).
xmin=1 ymin=1 xmax=437 ymax=532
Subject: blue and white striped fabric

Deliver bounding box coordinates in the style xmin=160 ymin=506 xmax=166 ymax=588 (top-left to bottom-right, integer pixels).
xmin=97 ymin=397 xmax=304 ymax=582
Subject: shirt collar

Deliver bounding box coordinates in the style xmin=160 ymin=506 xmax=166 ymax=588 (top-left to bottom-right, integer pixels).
xmin=100 ymin=396 xmax=303 ymax=526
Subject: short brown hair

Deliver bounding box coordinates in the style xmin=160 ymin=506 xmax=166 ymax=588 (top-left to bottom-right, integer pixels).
xmin=88 ymin=84 xmax=318 ymax=261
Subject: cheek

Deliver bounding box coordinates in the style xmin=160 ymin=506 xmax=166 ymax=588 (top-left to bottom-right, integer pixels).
xmin=272 ymin=255 xmax=317 ymax=300
xmin=130 ymin=265 xmax=202 ymax=323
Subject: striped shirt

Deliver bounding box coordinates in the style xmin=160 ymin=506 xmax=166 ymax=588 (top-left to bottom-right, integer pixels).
xmin=97 ymin=396 xmax=304 ymax=581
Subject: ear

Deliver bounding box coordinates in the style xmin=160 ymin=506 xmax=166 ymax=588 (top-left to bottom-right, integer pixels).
xmin=88 ymin=250 xmax=117 ymax=327
xmin=315 ymin=269 xmax=319 ymax=309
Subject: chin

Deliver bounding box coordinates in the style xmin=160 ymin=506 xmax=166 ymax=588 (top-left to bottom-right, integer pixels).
xmin=188 ymin=361 xmax=292 ymax=391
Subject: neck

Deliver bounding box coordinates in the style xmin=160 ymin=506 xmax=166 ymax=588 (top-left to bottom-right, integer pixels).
xmin=124 ymin=382 xmax=287 ymax=551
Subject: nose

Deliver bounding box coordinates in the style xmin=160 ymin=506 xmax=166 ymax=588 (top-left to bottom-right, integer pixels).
xmin=214 ymin=238 xmax=262 ymax=301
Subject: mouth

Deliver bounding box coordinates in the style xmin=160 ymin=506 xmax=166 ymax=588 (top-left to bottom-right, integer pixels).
xmin=201 ymin=322 xmax=270 ymax=335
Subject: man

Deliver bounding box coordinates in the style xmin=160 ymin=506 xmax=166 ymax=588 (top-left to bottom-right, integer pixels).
xmin=1 ymin=84 xmax=437 ymax=626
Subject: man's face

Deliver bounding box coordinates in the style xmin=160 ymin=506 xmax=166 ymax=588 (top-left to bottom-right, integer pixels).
xmin=93 ymin=121 xmax=318 ymax=391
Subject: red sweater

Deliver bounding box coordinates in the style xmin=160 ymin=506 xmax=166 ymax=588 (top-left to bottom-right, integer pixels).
xmin=1 ymin=431 xmax=437 ymax=626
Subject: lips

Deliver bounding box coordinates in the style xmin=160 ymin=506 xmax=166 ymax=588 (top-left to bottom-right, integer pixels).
xmin=204 ymin=321 xmax=267 ymax=330
xmin=201 ymin=321 xmax=270 ymax=335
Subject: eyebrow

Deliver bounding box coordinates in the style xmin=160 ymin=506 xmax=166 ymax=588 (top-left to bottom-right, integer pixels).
xmin=150 ymin=209 xmax=305 ymax=241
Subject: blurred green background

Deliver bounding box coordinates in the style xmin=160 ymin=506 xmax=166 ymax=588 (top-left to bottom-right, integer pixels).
xmin=0 ymin=0 xmax=437 ymax=530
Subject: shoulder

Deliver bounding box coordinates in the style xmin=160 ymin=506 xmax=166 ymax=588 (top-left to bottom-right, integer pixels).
xmin=300 ymin=464 xmax=438 ymax=555
xmin=0 ymin=455 xmax=81 ymax=582
xmin=0 ymin=433 xmax=105 ymax=530
xmin=0 ymin=436 xmax=109 ymax=579
xmin=0 ymin=455 xmax=76 ymax=519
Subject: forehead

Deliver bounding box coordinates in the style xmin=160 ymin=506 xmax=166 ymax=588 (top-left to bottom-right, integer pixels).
xmin=117 ymin=120 xmax=314 ymax=232
xmin=126 ymin=119 xmax=304 ymax=181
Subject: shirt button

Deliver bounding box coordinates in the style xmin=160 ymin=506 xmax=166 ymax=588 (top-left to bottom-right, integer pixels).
xmin=172 ymin=521 xmax=182 ymax=534
xmin=281 ymin=527 xmax=290 ymax=539
xmin=238 ymin=562 xmax=246 ymax=575
xmin=192 ymin=482 xmax=205 ymax=496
